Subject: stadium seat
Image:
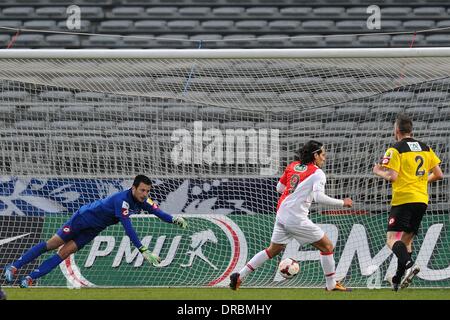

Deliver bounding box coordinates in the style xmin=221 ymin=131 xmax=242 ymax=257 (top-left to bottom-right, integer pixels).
xmin=235 ymin=20 xmax=268 ymax=32
xmin=405 ymin=106 xmax=439 ymax=120
xmin=412 ymin=121 xmax=428 ymax=130
xmin=255 ymin=35 xmax=291 ymax=47
xmin=13 ymin=34 xmax=47 ymax=47
xmin=109 ymin=7 xmax=147 ymax=19
xmin=335 ymin=20 xmax=367 ymax=32
xmin=425 ymin=35 xmax=450 ymax=46
xmin=416 ymin=91 xmax=448 ymax=102
xmin=390 ymin=35 xmax=425 ymax=47
xmin=115 ymin=120 xmax=149 ymax=133
xmin=1 ymin=7 xmax=34 ymax=18
xmin=429 ymin=121 xmax=450 ymax=131
xmin=74 ymin=92 xmax=107 ymax=101
xmin=81 ymin=36 xmax=122 ymax=48
xmin=46 ymin=35 xmax=80 ymax=47
xmin=381 ymin=7 xmax=413 ymax=17
xmin=189 ymin=34 xmax=223 ymax=48
xmin=302 ymin=20 xmax=335 ymax=32
xmin=95 ymin=106 xmax=130 ymax=121
xmin=255 ymin=121 xmax=287 ymax=130
xmin=403 ymin=20 xmax=435 ymax=30
xmin=39 ymin=90 xmax=73 ymax=101
xmin=163 ymin=105 xmax=199 ymax=120
xmin=380 ymin=91 xmax=415 ymax=102
xmin=78 ymin=6 xmax=104 ymax=19
xmin=49 ymin=120 xmax=81 ymax=130
xmin=313 ymin=7 xmax=346 ymax=18
xmin=179 ymin=7 xmax=212 ymax=17
xmin=413 ymin=6 xmax=446 ymax=17
xmin=324 ymin=36 xmax=357 ymax=47
xmin=146 ymin=7 xmax=178 ymax=17
xmin=60 ymin=106 xmax=96 ymax=120
xmin=167 ymin=20 xmax=201 ymax=32
xmin=289 ymin=121 xmax=323 ymax=131
xmin=82 ymin=121 xmax=116 ymax=130
xmin=26 ymin=106 xmax=60 ymax=121
xmin=335 ymin=106 xmax=368 ymax=121
xmin=0 ymin=91 xmax=30 ymax=100
xmin=212 ymin=7 xmax=245 ymax=17
xmin=24 ymin=20 xmax=57 ymax=30
xmin=368 ymin=105 xmax=404 ymax=121
xmin=324 ymin=121 xmax=358 ymax=131
xmin=290 ymin=36 xmax=325 ymax=47
xmin=346 ymin=7 xmax=370 ymax=17
xmin=98 ymin=20 xmax=134 ymax=33
xmin=35 ymin=7 xmax=67 ymax=19
xmin=186 ymin=121 xmax=221 ymax=129
xmin=358 ymin=35 xmax=391 ymax=47
xmin=247 ymin=6 xmax=278 ymax=16
xmin=155 ymin=34 xmax=191 ymax=48
xmin=220 ymin=121 xmax=255 ymax=129
xmin=14 ymin=120 xmax=47 ymax=130
xmin=279 ymin=7 xmax=312 ymax=18
xmin=358 ymin=121 xmax=393 ymax=131
xmin=202 ymin=20 xmax=234 ymax=31
xmin=134 ymin=20 xmax=167 ymax=33
xmin=268 ymin=21 xmax=301 ymax=32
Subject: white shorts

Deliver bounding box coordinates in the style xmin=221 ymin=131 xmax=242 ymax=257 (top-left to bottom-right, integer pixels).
xmin=270 ymin=217 xmax=325 ymax=246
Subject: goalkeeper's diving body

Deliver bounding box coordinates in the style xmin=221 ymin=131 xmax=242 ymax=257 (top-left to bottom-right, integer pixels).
xmin=3 ymin=174 xmax=187 ymax=288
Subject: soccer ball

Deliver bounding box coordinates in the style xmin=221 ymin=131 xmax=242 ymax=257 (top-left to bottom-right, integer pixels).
xmin=278 ymin=258 xmax=300 ymax=279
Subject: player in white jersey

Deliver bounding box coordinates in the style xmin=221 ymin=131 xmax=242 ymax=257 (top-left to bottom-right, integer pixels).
xmin=230 ymin=140 xmax=353 ymax=291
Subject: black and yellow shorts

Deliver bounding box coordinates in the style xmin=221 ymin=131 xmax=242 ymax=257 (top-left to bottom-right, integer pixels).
xmin=387 ymin=203 xmax=427 ymax=235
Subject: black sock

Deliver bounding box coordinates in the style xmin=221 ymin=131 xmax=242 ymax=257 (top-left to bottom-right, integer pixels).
xmin=392 ymin=241 xmax=410 ymax=269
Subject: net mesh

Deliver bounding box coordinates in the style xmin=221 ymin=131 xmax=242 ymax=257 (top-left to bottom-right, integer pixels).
xmin=0 ymin=51 xmax=448 ymax=288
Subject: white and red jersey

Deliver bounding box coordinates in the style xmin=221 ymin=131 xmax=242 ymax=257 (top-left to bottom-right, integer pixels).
xmin=276 ymin=162 xmax=319 ymax=211
xmin=276 ymin=162 xmax=327 ymax=223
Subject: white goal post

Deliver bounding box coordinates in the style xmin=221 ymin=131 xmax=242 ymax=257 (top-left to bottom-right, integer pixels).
xmin=0 ymin=48 xmax=448 ymax=288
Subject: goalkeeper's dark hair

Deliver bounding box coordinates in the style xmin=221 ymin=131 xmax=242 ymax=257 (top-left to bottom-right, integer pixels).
xmin=133 ymin=175 xmax=152 ymax=187
xmin=395 ymin=113 xmax=413 ymax=134
xmin=295 ymin=140 xmax=324 ymax=164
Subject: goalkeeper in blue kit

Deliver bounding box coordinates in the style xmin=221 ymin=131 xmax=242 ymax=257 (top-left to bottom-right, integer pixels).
xmin=3 ymin=174 xmax=187 ymax=288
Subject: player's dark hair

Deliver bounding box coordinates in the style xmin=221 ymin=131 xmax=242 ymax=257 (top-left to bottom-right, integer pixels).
xmin=133 ymin=175 xmax=152 ymax=187
xmin=299 ymin=140 xmax=323 ymax=164
xmin=395 ymin=113 xmax=413 ymax=134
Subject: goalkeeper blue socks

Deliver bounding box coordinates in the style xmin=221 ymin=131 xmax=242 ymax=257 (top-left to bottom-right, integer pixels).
xmin=29 ymin=254 xmax=63 ymax=280
xmin=13 ymin=241 xmax=48 ymax=269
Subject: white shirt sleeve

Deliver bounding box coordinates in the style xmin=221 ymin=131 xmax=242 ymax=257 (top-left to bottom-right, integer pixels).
xmin=312 ymin=170 xmax=344 ymax=207
xmin=276 ymin=181 xmax=286 ymax=194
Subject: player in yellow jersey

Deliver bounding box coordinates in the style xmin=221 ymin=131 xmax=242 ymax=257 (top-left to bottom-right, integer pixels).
xmin=373 ymin=113 xmax=443 ymax=291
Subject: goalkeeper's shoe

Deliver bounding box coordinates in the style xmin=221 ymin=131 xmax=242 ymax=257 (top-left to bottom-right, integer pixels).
xmin=229 ymin=273 xmax=241 ymax=291
xmin=20 ymin=276 xmax=33 ymax=288
xmin=326 ymin=281 xmax=352 ymax=292
xmin=400 ymin=265 xmax=420 ymax=290
xmin=3 ymin=265 xmax=17 ymax=284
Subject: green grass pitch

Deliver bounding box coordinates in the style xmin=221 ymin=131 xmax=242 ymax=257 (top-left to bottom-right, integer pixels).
xmin=2 ymin=287 xmax=449 ymax=300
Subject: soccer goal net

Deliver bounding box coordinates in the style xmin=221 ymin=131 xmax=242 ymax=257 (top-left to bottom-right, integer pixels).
xmin=0 ymin=48 xmax=448 ymax=288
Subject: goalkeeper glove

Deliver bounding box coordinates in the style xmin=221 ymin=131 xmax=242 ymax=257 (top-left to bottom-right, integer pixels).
xmin=139 ymin=246 xmax=161 ymax=266
xmin=172 ymin=216 xmax=187 ymax=229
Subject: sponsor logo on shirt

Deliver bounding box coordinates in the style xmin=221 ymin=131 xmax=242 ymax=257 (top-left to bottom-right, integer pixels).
xmin=407 ymin=142 xmax=422 ymax=152
xmin=122 ymin=201 xmax=129 ymax=216
xmin=388 ymin=217 xmax=395 ymax=226
xmin=63 ymin=226 xmax=71 ymax=233
xmin=382 ymin=150 xmax=392 ymax=165
xmin=146 ymin=198 xmax=159 ymax=209
xmin=293 ymin=164 xmax=307 ymax=172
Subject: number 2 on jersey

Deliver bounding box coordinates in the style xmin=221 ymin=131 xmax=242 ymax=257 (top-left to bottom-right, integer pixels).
xmin=415 ymin=155 xmax=425 ymax=177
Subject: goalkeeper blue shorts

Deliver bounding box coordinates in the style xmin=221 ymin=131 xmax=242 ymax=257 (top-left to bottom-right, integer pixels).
xmin=56 ymin=212 xmax=102 ymax=250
